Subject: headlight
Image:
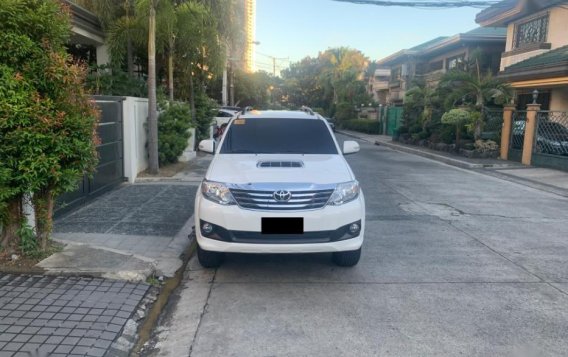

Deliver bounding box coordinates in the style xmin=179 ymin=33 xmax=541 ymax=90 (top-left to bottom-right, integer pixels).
xmin=201 ymin=180 xmax=236 ymax=205
xmin=327 ymin=181 xmax=360 ymax=206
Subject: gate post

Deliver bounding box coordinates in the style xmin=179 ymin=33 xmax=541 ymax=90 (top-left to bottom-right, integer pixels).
xmin=522 ymin=103 xmax=541 ymax=166
xmin=500 ymin=105 xmax=515 ymax=160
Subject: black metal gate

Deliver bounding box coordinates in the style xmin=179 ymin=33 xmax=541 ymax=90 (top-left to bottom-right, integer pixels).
xmin=509 ymin=110 xmax=527 ymax=163
xmin=56 ymin=96 xmax=125 ymax=214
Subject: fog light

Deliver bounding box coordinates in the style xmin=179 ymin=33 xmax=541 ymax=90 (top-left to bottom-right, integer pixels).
xmin=202 ymin=223 xmax=214 ymax=235
xmin=348 ymin=223 xmax=360 ymax=235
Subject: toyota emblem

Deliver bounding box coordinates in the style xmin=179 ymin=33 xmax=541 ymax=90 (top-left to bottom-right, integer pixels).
xmin=273 ymin=190 xmax=292 ymax=202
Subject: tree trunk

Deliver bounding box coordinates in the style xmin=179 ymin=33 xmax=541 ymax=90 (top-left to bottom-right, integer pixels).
xmin=0 ymin=196 xmax=22 ymax=252
xmin=168 ymin=36 xmax=174 ymax=101
xmin=456 ymin=125 xmax=461 ymax=151
xmin=127 ymin=37 xmax=134 ymax=77
xmin=33 ymin=189 xmax=54 ymax=252
xmin=189 ymin=66 xmax=196 ymax=123
xmin=126 ymin=1 xmax=134 ymax=77
xmin=147 ymin=1 xmax=159 ymax=174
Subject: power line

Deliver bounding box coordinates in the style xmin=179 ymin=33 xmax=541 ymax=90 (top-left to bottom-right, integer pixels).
xmin=332 ymin=0 xmax=500 ymax=8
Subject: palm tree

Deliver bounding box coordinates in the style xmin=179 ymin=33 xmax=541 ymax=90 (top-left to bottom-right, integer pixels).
xmin=405 ymin=82 xmax=439 ymax=130
xmin=143 ymin=0 xmax=159 ymax=174
xmin=440 ymin=51 xmax=512 ymax=140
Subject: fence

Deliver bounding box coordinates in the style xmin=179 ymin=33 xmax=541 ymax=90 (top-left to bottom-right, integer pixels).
xmin=502 ymin=105 xmax=568 ymax=171
xmin=534 ymin=111 xmax=568 ymax=155
xmin=511 ymin=111 xmax=527 ymax=151
xmin=481 ymin=107 xmax=504 ymax=141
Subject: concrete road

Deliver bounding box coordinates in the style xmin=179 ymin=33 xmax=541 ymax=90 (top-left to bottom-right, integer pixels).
xmin=149 ymin=134 xmax=568 ymax=357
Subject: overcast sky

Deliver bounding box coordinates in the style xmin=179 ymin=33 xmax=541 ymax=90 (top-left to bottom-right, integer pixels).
xmin=256 ymin=0 xmax=484 ymax=72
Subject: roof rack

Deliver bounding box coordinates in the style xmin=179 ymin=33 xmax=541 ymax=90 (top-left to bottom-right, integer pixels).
xmin=300 ymin=106 xmax=315 ymax=115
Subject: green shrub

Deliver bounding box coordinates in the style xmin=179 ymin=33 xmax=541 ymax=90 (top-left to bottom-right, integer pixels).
xmin=158 ymin=102 xmax=193 ymax=165
xmin=335 ymin=102 xmax=356 ymax=121
xmin=341 ymin=119 xmax=381 ymax=134
xmin=86 ymin=64 xmax=147 ymax=97
xmin=193 ymin=91 xmax=217 ymax=142
xmin=1 ymin=0 xmax=99 ymax=252
xmin=441 ymin=109 xmax=472 ymax=148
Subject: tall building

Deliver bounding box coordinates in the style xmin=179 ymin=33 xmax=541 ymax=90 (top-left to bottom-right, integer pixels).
xmin=244 ymin=0 xmax=256 ymax=72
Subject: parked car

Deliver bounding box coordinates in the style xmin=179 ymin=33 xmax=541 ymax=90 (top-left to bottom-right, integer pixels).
xmin=512 ymin=120 xmax=568 ymax=155
xmin=213 ymin=108 xmax=239 ymax=127
xmin=196 ymin=110 xmax=365 ymax=268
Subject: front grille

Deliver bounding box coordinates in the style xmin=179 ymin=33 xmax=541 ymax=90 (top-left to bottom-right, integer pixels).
xmin=229 ymin=188 xmax=334 ymax=210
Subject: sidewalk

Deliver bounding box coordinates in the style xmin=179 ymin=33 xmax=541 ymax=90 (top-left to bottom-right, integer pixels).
xmin=37 ymin=155 xmax=212 ymax=282
xmin=338 ymin=129 xmax=568 ymax=197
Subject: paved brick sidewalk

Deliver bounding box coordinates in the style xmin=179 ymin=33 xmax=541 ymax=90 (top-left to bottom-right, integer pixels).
xmin=0 ymin=274 xmax=149 ymax=356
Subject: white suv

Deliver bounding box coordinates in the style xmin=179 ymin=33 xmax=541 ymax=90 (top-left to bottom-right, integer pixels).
xmin=196 ymin=109 xmax=365 ymax=267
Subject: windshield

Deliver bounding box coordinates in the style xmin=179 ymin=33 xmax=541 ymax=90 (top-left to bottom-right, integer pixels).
xmin=220 ymin=118 xmax=338 ymax=154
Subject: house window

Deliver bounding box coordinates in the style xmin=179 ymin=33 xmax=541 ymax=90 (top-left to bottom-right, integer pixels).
xmin=391 ymin=67 xmax=401 ymax=81
xmin=428 ymin=60 xmax=443 ymax=72
xmin=514 ymin=14 xmax=549 ymax=49
xmin=516 ymin=90 xmax=550 ymax=110
xmin=446 ymin=54 xmax=465 ymax=70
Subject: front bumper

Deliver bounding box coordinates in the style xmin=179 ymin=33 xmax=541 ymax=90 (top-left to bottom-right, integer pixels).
xmin=195 ymin=191 xmax=365 ymax=254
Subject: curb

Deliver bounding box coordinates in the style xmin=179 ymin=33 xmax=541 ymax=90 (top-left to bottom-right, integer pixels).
xmin=375 ymin=140 xmax=491 ymax=169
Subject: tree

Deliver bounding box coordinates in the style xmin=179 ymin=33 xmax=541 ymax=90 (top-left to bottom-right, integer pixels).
xmin=0 ymin=0 xmax=99 ymax=252
xmin=140 ymin=0 xmax=160 ymax=174
xmin=440 ymin=50 xmax=511 ymax=140
xmin=441 ymin=109 xmax=472 ymax=149
xmin=404 ymin=81 xmax=440 ymax=130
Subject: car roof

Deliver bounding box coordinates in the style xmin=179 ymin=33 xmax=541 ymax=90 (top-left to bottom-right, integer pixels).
xmin=238 ymin=110 xmax=319 ymax=119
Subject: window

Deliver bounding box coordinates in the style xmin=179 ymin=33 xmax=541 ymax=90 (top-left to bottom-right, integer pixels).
xmin=220 ymin=119 xmax=338 ymax=154
xmin=516 ymin=90 xmax=550 ymax=110
xmin=446 ymin=54 xmax=465 ymax=70
xmin=514 ymin=14 xmax=549 ymax=49
xmin=428 ymin=60 xmax=443 ymax=72
xmin=391 ymin=67 xmax=402 ymax=81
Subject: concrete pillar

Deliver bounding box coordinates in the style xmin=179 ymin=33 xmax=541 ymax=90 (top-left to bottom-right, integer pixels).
xmin=500 ymin=105 xmax=515 ymax=160
xmin=521 ymin=103 xmax=541 ymax=166
xmin=96 ymin=44 xmax=110 ymax=66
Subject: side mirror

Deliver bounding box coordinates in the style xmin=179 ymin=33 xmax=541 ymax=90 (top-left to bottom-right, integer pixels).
xmin=198 ymin=139 xmax=216 ymax=154
xmin=343 ymin=141 xmax=360 ymax=155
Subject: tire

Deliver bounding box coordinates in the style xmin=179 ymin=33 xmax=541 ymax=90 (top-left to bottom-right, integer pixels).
xmin=332 ymin=248 xmax=361 ymax=267
xmin=197 ymin=244 xmax=224 ymax=268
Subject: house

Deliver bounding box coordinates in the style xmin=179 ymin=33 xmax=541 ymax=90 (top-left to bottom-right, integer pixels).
xmin=376 ymin=28 xmax=506 ymax=106
xmin=476 ymin=0 xmax=568 ymax=111
xmin=367 ymin=68 xmax=390 ymax=105
xmin=66 ymin=0 xmax=109 ymax=66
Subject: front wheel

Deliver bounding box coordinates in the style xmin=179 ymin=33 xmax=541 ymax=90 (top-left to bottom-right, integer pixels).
xmin=332 ymin=248 xmax=361 ymax=267
xmin=197 ymin=244 xmax=224 ymax=268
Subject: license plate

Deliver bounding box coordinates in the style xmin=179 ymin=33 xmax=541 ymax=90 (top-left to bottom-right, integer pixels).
xmin=261 ymin=217 xmax=303 ymax=235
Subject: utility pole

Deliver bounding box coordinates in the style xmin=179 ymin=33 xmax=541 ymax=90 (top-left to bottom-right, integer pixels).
xmin=266 ymin=56 xmax=289 ymax=76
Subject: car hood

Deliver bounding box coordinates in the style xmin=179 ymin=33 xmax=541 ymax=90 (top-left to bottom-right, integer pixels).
xmin=206 ymin=154 xmax=354 ymax=184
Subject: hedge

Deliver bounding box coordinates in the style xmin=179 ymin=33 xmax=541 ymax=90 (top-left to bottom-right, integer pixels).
xmin=341 ymin=119 xmax=382 ymax=134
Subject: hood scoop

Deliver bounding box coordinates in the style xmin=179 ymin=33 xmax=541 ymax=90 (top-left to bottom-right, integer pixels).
xmin=257 ymin=160 xmax=304 ymax=168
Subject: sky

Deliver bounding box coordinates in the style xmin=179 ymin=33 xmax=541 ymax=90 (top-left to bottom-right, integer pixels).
xmin=255 ymin=0 xmax=484 ymax=73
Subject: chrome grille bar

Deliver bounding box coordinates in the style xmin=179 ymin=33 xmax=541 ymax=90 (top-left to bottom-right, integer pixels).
xmin=230 ymin=188 xmax=334 ymax=210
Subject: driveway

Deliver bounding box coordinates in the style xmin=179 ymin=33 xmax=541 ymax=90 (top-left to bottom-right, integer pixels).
xmin=149 ymin=134 xmax=568 ymax=356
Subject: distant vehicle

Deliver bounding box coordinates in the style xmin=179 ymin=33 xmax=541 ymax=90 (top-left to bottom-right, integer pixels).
xmin=220 ymin=105 xmax=242 ymax=112
xmin=512 ymin=120 xmax=568 ymax=155
xmin=213 ymin=108 xmax=239 ymax=127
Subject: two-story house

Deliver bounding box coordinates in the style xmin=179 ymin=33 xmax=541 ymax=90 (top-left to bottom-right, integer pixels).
xmin=376 ymin=37 xmax=448 ymax=106
xmin=367 ymin=68 xmax=391 ymax=105
xmin=376 ymin=27 xmax=506 ymax=106
xmin=476 ymin=0 xmax=568 ymax=110
xmin=66 ymin=1 xmax=110 ymax=67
